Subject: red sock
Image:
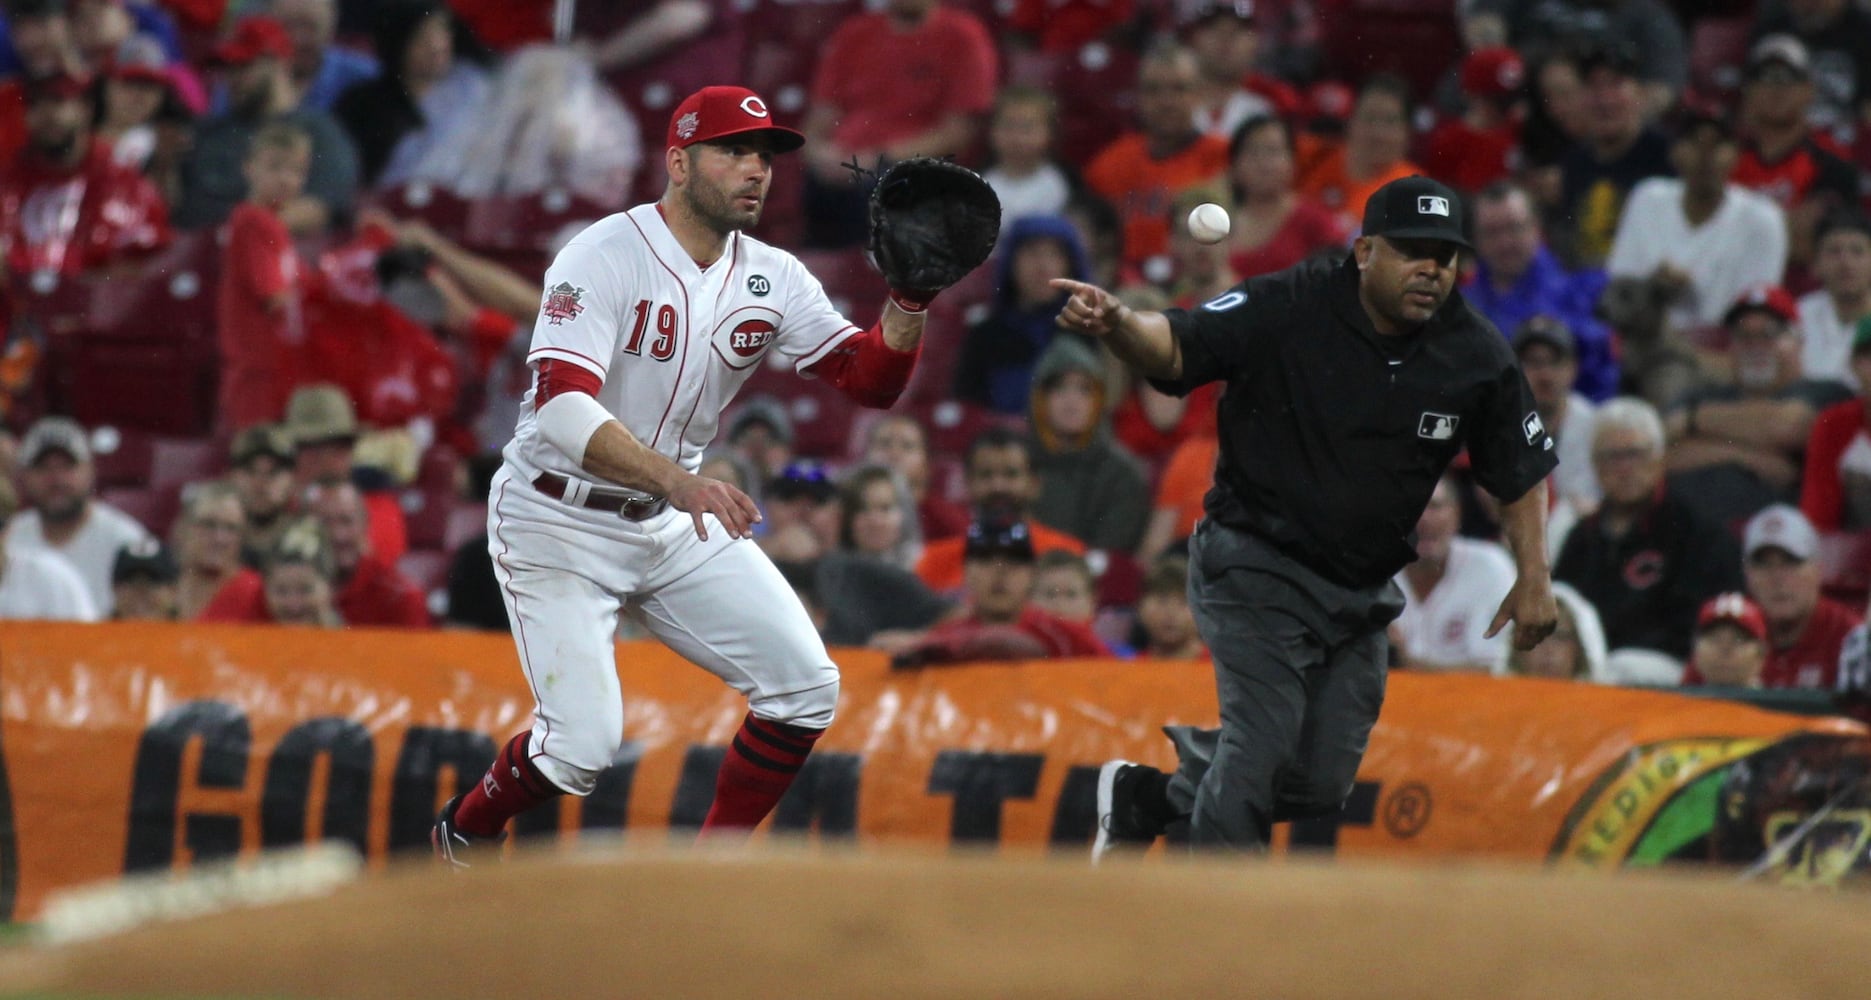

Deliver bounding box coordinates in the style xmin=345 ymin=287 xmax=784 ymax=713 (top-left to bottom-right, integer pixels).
xmin=700 ymin=713 xmax=823 ymax=834
xmin=453 ymin=731 xmax=563 ymax=838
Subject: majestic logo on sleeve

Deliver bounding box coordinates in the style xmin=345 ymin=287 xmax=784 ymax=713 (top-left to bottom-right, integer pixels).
xmin=542 ymin=282 xmax=585 ymax=325
xmin=674 ymin=111 xmax=700 ymax=141
xmin=1418 ymin=412 xmax=1459 ymax=440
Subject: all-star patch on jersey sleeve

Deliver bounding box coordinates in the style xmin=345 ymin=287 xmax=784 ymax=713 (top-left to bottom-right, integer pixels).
xmin=527 ymin=239 xmax=627 ymax=381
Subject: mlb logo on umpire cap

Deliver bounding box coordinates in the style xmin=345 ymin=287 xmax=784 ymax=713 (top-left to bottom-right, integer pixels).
xmin=1417 ymin=195 xmax=1451 ymax=217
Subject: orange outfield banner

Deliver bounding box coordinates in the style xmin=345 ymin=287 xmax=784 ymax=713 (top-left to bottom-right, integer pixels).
xmin=0 ymin=621 xmax=1866 ymax=919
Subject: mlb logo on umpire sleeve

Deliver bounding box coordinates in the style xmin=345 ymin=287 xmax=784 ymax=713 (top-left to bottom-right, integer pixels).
xmin=1418 ymin=412 xmax=1459 ymax=440
xmin=1417 ymin=195 xmax=1451 ymax=217
xmin=1523 ymin=411 xmax=1546 ymax=444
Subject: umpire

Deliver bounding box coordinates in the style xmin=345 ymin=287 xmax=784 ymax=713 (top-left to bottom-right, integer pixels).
xmin=1060 ymin=176 xmax=1560 ymax=854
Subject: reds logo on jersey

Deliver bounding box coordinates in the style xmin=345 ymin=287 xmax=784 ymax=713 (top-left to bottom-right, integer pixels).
xmin=729 ymin=319 xmax=776 ymax=357
xmin=542 ymin=281 xmax=585 ymax=325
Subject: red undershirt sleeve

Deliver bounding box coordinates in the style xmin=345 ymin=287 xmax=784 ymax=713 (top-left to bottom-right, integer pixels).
xmin=805 ymin=320 xmax=920 ymax=409
xmin=534 ymin=358 xmax=602 ymax=409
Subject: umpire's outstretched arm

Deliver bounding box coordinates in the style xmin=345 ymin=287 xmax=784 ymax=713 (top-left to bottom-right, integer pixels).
xmin=1051 ymin=278 xmax=1182 ymax=381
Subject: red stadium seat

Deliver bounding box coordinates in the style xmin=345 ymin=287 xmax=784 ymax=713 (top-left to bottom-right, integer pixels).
xmin=1089 ymin=547 xmax=1143 ymax=607
xmin=463 ymin=191 xmax=617 ymax=255
xmin=51 ymin=338 xmax=216 ymax=436
xmin=1053 ymin=41 xmax=1144 ymax=166
xmin=402 ymin=489 xmax=456 ymax=551
xmin=1689 ymin=16 xmax=1753 ymax=97
xmin=1818 ymin=531 xmax=1871 ymax=605
xmin=396 ymin=549 xmax=452 ymax=600
xmin=373 ymin=182 xmax=475 ymax=244
xmin=150 ymin=437 xmax=223 ymax=490
xmin=904 ymin=398 xmax=1023 ymax=459
xmin=1315 ymin=0 xmax=1462 ymax=100
xmin=792 ymin=248 xmax=889 ymax=322
xmin=89 ymin=428 xmax=157 ymax=489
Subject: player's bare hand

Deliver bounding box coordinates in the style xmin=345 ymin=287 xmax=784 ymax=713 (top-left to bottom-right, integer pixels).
xmin=668 ymin=474 xmax=762 ymax=542
xmin=1485 ymin=574 xmax=1558 ymax=651
xmin=1051 ymin=278 xmax=1127 ymax=338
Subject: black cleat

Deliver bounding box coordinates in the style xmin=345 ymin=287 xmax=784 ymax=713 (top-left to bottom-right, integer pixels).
xmin=1092 ymin=760 xmax=1168 ymax=864
xmin=431 ymin=794 xmax=507 ymax=870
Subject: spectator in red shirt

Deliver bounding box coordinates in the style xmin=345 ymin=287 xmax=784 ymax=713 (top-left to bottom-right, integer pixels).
xmin=894 ymin=507 xmax=1108 ymax=666
xmin=1005 ymin=0 xmax=1134 ymax=53
xmin=1085 ymin=40 xmax=1230 ymax=271
xmin=306 ymin=479 xmax=429 ymax=628
xmin=1693 ymin=503 xmax=1866 ymax=690
xmin=1181 ymin=0 xmax=1271 ymax=142
xmin=1421 ymin=46 xmax=1524 ymax=196
xmin=0 ymin=0 xmax=81 ymax=165
xmin=800 ymin=0 xmax=998 ymax=248
xmin=1684 ymin=591 xmax=1770 ymax=688
xmin=283 ymin=384 xmax=409 ymax=564
xmin=0 ymin=68 xmax=168 ymax=277
xmin=201 ymin=519 xmax=341 ymax=628
xmin=859 ymin=412 xmax=969 ymax=543
xmin=1802 ymin=316 xmax=1871 ymax=530
xmin=172 ymin=481 xmax=262 ymax=620
xmin=1223 ymin=113 xmax=1345 ymax=280
xmin=217 ymin=120 xmax=310 ymax=432
xmin=1732 ymin=36 xmax=1859 ymax=282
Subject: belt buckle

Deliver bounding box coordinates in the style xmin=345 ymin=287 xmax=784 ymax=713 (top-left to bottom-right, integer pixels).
xmin=619 ymin=496 xmax=660 ymax=520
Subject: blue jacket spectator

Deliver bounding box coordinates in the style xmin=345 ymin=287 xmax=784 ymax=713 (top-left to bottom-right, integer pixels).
xmin=1467 ymin=181 xmax=1617 ymax=400
xmin=953 ymin=214 xmax=1094 ymax=415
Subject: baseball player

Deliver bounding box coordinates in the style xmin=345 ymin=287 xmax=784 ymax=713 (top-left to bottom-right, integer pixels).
xmin=432 ymin=86 xmax=943 ymax=864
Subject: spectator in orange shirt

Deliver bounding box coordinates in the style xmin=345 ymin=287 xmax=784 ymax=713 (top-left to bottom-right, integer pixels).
xmin=800 ymin=0 xmax=998 ymax=248
xmin=306 ymin=480 xmax=429 ymax=628
xmin=916 ymin=427 xmax=1087 ymax=594
xmin=894 ymin=507 xmax=1108 ymax=666
xmin=1137 ymin=433 xmax=1218 ymax=562
xmin=217 ymin=121 xmax=310 ymax=433
xmin=1421 ymin=47 xmax=1524 ymax=196
xmin=1297 ymin=73 xmax=1421 ymax=232
xmin=1085 ymin=39 xmax=1230 ymax=271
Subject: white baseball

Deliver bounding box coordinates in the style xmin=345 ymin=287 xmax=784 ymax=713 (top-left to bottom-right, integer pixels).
xmin=1187 ymin=202 xmax=1231 ymax=245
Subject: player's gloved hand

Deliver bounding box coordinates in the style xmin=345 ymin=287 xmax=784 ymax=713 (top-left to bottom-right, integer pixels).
xmin=668 ymin=473 xmax=762 ymax=542
xmin=866 ymin=157 xmax=1001 ymax=314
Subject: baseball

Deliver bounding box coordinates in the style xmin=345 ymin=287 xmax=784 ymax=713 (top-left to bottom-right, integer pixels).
xmin=1187 ymin=202 xmax=1231 ymax=245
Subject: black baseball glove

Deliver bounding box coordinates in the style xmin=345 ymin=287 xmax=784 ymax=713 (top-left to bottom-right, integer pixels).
xmin=866 ymin=157 xmax=1001 ymax=310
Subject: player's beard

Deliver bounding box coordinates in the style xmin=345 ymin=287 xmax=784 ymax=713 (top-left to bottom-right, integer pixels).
xmin=684 ymin=176 xmax=761 ymax=235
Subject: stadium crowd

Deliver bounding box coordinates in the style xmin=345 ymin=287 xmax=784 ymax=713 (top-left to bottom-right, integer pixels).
xmin=1 ymin=0 xmax=1871 ymax=697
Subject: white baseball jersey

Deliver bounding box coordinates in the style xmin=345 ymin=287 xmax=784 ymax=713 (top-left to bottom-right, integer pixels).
xmin=503 ymin=204 xmax=862 ymax=489
xmin=487 ymin=202 xmax=858 ymax=797
xmin=1393 ymin=536 xmax=1516 ymax=674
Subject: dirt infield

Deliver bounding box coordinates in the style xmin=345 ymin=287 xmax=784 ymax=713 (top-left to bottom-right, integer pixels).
xmin=3 ymin=847 xmax=1870 ymax=999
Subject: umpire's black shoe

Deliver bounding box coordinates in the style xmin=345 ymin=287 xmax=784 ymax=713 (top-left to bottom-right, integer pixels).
xmin=1092 ymin=760 xmax=1169 ymax=864
xmin=431 ymin=794 xmax=507 ymax=870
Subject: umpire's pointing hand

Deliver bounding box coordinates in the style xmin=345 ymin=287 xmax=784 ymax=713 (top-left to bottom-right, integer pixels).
xmin=1486 ymin=573 xmax=1559 ymax=651
xmin=1051 ymin=278 xmax=1127 ymax=338
xmin=669 ymin=474 xmax=762 ymax=542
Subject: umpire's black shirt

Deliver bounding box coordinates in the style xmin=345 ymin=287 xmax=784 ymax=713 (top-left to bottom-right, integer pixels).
xmin=1149 ymin=255 xmax=1557 ymax=589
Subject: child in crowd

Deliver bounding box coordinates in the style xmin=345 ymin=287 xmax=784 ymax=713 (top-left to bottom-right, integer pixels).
xmin=216 ymin=121 xmax=312 ymax=433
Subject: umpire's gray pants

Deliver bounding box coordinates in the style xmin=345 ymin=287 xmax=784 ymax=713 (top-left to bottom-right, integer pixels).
xmin=1163 ymin=520 xmax=1405 ymax=850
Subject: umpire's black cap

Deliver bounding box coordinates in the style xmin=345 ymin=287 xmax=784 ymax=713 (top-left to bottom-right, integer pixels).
xmin=1361 ymin=176 xmax=1472 ymax=251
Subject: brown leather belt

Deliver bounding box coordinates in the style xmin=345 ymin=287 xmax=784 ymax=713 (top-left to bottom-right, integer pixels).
xmin=532 ymin=473 xmax=668 ymax=521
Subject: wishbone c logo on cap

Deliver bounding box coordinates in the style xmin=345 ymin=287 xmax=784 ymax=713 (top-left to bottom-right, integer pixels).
xmin=740 ymin=96 xmax=769 ymax=118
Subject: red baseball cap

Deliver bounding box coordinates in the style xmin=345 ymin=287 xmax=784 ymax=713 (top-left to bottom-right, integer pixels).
xmin=21 ymin=70 xmax=91 ymax=104
xmin=666 ymin=86 xmax=805 ymax=154
xmin=1461 ymin=47 xmax=1525 ymax=100
xmin=1305 ymin=80 xmax=1355 ymax=123
xmin=1723 ymin=284 xmax=1798 ymax=327
xmin=207 ymin=17 xmax=292 ymax=67
xmin=1697 ymin=592 xmax=1767 ymax=643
